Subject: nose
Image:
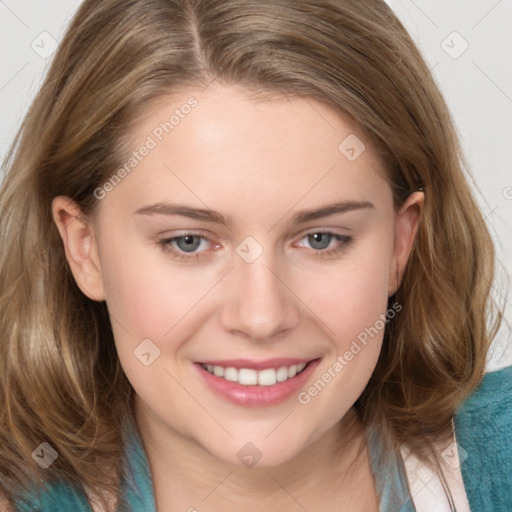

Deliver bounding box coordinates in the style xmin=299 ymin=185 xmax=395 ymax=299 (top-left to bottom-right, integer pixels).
xmin=219 ymin=251 xmax=301 ymax=343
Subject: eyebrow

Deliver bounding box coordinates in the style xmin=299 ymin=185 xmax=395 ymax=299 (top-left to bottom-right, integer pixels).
xmin=135 ymin=200 xmax=375 ymax=226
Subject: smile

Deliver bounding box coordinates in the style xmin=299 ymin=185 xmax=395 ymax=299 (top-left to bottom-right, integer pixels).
xmin=200 ymin=362 xmax=309 ymax=386
xmin=195 ymin=358 xmax=321 ymax=407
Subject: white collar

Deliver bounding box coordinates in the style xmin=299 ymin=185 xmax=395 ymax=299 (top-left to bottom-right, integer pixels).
xmin=401 ymin=428 xmax=471 ymax=512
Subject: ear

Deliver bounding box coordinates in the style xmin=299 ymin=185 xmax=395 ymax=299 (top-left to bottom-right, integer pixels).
xmin=52 ymin=196 xmax=106 ymax=301
xmin=388 ymin=191 xmax=424 ymax=296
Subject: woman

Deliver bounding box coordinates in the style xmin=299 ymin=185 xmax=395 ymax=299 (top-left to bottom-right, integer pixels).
xmin=0 ymin=0 xmax=510 ymax=510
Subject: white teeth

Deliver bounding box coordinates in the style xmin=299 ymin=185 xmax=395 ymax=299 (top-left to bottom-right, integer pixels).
xmin=239 ymin=368 xmax=258 ymax=385
xmin=276 ymin=366 xmax=289 ymax=382
xmin=213 ymin=365 xmax=224 ymax=377
xmin=202 ymin=362 xmax=310 ymax=386
xmin=258 ymin=368 xmax=277 ymax=386
xmin=224 ymin=367 xmax=238 ymax=382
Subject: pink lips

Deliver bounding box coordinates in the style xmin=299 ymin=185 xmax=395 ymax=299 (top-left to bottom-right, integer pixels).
xmin=195 ymin=358 xmax=321 ymax=407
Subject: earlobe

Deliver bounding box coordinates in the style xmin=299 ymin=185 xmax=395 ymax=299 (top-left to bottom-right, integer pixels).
xmin=51 ymin=196 xmax=106 ymax=301
xmin=388 ymin=191 xmax=424 ymax=297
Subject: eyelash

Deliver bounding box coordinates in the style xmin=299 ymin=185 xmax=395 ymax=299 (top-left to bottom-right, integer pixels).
xmin=156 ymin=231 xmax=353 ymax=262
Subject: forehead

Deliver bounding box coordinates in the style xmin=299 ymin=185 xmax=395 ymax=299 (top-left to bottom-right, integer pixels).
xmin=102 ymin=83 xmax=391 ymax=218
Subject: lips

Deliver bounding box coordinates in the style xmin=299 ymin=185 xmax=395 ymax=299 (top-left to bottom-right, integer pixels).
xmin=195 ymin=357 xmax=321 ymax=407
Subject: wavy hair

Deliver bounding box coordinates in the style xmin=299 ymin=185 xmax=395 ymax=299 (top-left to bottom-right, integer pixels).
xmin=0 ymin=0 xmax=503 ymax=509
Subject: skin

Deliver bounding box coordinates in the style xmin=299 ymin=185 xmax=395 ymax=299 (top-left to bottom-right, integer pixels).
xmin=53 ymin=82 xmax=424 ymax=511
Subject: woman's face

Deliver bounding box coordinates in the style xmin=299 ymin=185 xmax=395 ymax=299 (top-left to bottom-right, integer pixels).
xmin=55 ymin=82 xmax=422 ymax=467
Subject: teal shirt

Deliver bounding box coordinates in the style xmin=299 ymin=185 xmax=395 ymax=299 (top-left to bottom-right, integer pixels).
xmin=13 ymin=366 xmax=512 ymax=511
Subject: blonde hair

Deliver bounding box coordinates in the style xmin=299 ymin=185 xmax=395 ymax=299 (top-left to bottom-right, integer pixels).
xmin=0 ymin=0 xmax=503 ymax=509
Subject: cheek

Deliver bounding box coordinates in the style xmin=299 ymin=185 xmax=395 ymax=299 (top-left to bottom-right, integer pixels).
xmin=293 ymin=245 xmax=393 ymax=420
xmin=295 ymin=234 xmax=393 ymax=348
xmin=99 ymin=236 xmax=223 ymax=366
xmin=99 ymin=245 xmax=205 ymax=399
xmin=102 ymin=253 xmax=172 ymax=337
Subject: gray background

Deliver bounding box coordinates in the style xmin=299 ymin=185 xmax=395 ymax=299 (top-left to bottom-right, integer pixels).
xmin=1 ymin=0 xmax=511 ymax=370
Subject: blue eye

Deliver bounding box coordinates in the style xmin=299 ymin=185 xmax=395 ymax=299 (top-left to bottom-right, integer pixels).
xmin=307 ymin=232 xmax=334 ymax=250
xmin=298 ymin=232 xmax=353 ymax=258
xmin=157 ymin=234 xmax=211 ymax=260
xmin=173 ymin=235 xmax=202 ymax=253
xmin=156 ymin=231 xmax=353 ymax=262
